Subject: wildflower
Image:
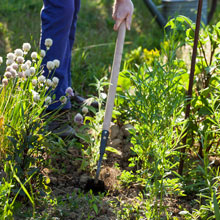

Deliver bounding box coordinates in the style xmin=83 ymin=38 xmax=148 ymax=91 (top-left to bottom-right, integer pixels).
xmin=47 ymin=61 xmax=55 ymax=71
xmin=31 ymin=52 xmax=38 ymax=60
xmin=21 ymin=64 xmax=27 ymax=71
xmin=82 ymin=106 xmax=89 ymax=114
xmin=14 ymin=49 xmax=24 ymax=57
xmin=4 ymin=72 xmax=12 ymax=79
xmin=45 ymin=96 xmax=52 ymax=105
xmin=100 ymin=92 xmax=107 ymax=99
xmin=10 ymin=69 xmax=17 ymax=78
xmin=24 ymin=69 xmax=31 ymax=77
xmin=74 ymin=113 xmax=83 ymax=125
xmin=16 ymin=56 xmax=24 ymax=64
xmin=2 ymin=78 xmax=8 ymax=86
xmin=18 ymin=72 xmax=24 ymax=78
xmin=6 ymin=66 xmax=12 ymax=72
xmin=7 ymin=53 xmax=15 ymax=61
xmin=0 ymin=57 xmax=3 ymax=65
xmin=32 ymin=79 xmax=38 ymax=87
xmin=11 ymin=63 xmax=18 ymax=70
xmin=6 ymin=59 xmax=14 ymax=66
xmin=59 ymin=96 xmax=67 ymax=104
xmin=33 ymin=91 xmax=40 ymax=102
xmin=65 ymin=87 xmax=74 ymax=97
xmin=45 ymin=38 xmax=53 ymax=49
xmin=30 ymin=67 xmax=36 ymax=75
xmin=25 ymin=60 xmax=32 ymax=68
xmin=38 ymin=75 xmax=46 ymax=83
xmin=22 ymin=43 xmax=31 ymax=53
xmin=40 ymin=50 xmax=46 ymax=58
xmin=46 ymin=79 xmax=53 ymax=87
xmin=53 ymin=59 xmax=60 ymax=68
xmin=52 ymin=77 xmax=59 ymax=86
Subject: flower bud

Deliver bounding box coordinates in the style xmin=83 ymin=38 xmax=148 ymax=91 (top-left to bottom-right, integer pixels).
xmin=65 ymin=87 xmax=74 ymax=97
xmin=45 ymin=38 xmax=53 ymax=49
xmin=32 ymin=79 xmax=38 ymax=86
xmin=12 ymin=63 xmax=18 ymax=70
xmin=16 ymin=56 xmax=24 ymax=64
xmin=2 ymin=78 xmax=8 ymax=86
xmin=38 ymin=75 xmax=46 ymax=83
xmin=22 ymin=43 xmax=31 ymax=53
xmin=7 ymin=53 xmax=15 ymax=61
xmin=46 ymin=79 xmax=53 ymax=87
xmin=53 ymin=59 xmax=60 ymax=68
xmin=21 ymin=64 xmax=27 ymax=71
xmin=6 ymin=59 xmax=14 ymax=66
xmin=40 ymin=50 xmax=46 ymax=58
xmin=74 ymin=113 xmax=83 ymax=125
xmin=47 ymin=61 xmax=55 ymax=71
xmin=30 ymin=67 xmax=36 ymax=75
xmin=82 ymin=106 xmax=89 ymax=114
xmin=4 ymin=71 xmax=12 ymax=79
xmin=14 ymin=49 xmax=23 ymax=57
xmin=31 ymin=52 xmax=38 ymax=60
xmin=52 ymin=77 xmax=59 ymax=86
xmin=33 ymin=92 xmax=40 ymax=102
xmin=59 ymin=96 xmax=67 ymax=104
xmin=25 ymin=60 xmax=32 ymax=68
xmin=10 ymin=69 xmax=17 ymax=78
xmin=45 ymin=96 xmax=52 ymax=105
xmin=18 ymin=72 xmax=24 ymax=78
xmin=24 ymin=69 xmax=31 ymax=77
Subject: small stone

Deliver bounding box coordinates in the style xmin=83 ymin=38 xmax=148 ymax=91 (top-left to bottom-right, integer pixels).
xmin=110 ymin=138 xmax=122 ymax=148
xmin=110 ymin=124 xmax=120 ymax=140
xmin=121 ymin=124 xmax=135 ymax=137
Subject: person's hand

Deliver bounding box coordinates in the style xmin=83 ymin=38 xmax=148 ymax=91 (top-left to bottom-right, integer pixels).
xmin=112 ymin=0 xmax=134 ymax=31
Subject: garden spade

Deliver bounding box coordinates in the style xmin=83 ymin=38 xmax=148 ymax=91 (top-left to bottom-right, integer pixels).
xmin=85 ymin=21 xmax=126 ymax=193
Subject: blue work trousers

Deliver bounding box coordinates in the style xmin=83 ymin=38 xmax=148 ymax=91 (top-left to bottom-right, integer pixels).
xmin=40 ymin=0 xmax=81 ymax=110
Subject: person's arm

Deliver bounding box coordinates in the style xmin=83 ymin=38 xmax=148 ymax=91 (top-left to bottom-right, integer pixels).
xmin=112 ymin=0 xmax=134 ymax=31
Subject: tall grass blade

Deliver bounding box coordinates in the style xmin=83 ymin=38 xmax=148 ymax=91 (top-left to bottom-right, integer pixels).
xmin=213 ymin=191 xmax=220 ymax=220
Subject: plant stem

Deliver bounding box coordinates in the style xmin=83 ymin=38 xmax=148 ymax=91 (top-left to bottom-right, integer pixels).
xmin=178 ymin=0 xmax=203 ymax=175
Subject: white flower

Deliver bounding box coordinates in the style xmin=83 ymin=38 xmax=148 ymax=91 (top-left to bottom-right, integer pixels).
xmin=53 ymin=59 xmax=60 ymax=68
xmin=4 ymin=71 xmax=12 ymax=79
xmin=18 ymin=72 xmax=24 ymax=78
xmin=25 ymin=60 xmax=32 ymax=68
xmin=11 ymin=63 xmax=18 ymax=70
xmin=0 ymin=57 xmax=3 ymax=65
xmin=33 ymin=91 xmax=40 ymax=102
xmin=6 ymin=66 xmax=12 ymax=72
xmin=100 ymin=92 xmax=107 ymax=99
xmin=21 ymin=64 xmax=27 ymax=71
xmin=82 ymin=106 xmax=89 ymax=114
xmin=2 ymin=78 xmax=8 ymax=86
xmin=10 ymin=69 xmax=17 ymax=78
xmin=6 ymin=59 xmax=14 ymax=66
xmin=45 ymin=96 xmax=52 ymax=105
xmin=31 ymin=52 xmax=38 ymax=60
xmin=14 ymin=49 xmax=23 ymax=57
xmin=16 ymin=56 xmax=24 ymax=64
xmin=65 ymin=87 xmax=74 ymax=97
xmin=47 ymin=61 xmax=55 ymax=71
xmin=52 ymin=77 xmax=59 ymax=85
xmin=45 ymin=38 xmax=53 ymax=48
xmin=24 ymin=69 xmax=31 ymax=77
xmin=74 ymin=113 xmax=83 ymax=125
xmin=46 ymin=79 xmax=53 ymax=87
xmin=59 ymin=96 xmax=67 ymax=104
xmin=22 ymin=43 xmax=31 ymax=53
xmin=32 ymin=79 xmax=38 ymax=86
xmin=30 ymin=67 xmax=36 ymax=75
xmin=38 ymin=75 xmax=46 ymax=83
xmin=40 ymin=50 xmax=46 ymax=58
xmin=7 ymin=53 xmax=15 ymax=61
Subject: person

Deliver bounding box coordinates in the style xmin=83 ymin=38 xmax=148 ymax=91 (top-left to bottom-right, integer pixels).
xmin=40 ymin=0 xmax=134 ymax=137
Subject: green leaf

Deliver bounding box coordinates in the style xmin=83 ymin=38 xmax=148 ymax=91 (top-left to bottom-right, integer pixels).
xmin=213 ymin=191 xmax=220 ymax=220
xmin=75 ymin=133 xmax=90 ymax=143
xmin=93 ymin=204 xmax=98 ymax=215
xmin=106 ymin=147 xmax=122 ymax=155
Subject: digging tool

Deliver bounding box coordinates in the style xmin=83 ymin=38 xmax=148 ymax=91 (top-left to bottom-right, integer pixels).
xmin=84 ymin=22 xmax=126 ymax=193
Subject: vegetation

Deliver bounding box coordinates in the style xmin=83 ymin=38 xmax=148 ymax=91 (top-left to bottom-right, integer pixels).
xmin=0 ymin=0 xmax=220 ymax=219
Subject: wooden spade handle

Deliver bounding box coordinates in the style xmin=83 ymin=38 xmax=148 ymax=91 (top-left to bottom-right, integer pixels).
xmin=102 ymin=22 xmax=126 ymax=131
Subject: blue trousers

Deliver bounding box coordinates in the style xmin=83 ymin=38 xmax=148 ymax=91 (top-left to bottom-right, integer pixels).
xmin=40 ymin=0 xmax=81 ymax=110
